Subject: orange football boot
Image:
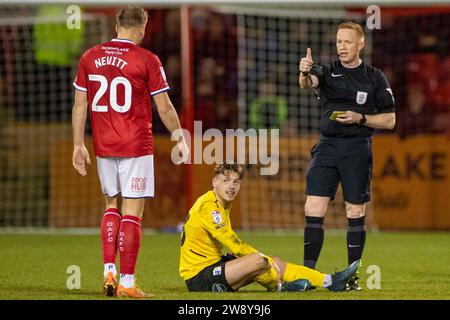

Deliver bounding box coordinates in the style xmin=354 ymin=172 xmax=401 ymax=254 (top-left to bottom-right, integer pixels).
xmin=116 ymin=281 xmax=155 ymax=298
xmin=103 ymin=272 xmax=118 ymax=297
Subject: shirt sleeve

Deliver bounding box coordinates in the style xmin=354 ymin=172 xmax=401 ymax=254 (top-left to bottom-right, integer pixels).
xmin=73 ymin=54 xmax=87 ymax=92
xmin=147 ymin=53 xmax=170 ymax=96
xmin=199 ymin=204 xmax=258 ymax=257
xmin=309 ymin=64 xmax=325 ymax=87
xmin=375 ymin=69 xmax=396 ymax=113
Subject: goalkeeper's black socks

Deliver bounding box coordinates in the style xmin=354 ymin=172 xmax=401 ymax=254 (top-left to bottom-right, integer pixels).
xmin=347 ymin=216 xmax=366 ymax=265
xmin=303 ymin=216 xmax=324 ymax=269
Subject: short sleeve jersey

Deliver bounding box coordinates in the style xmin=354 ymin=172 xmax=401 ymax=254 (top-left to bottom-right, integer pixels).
xmin=73 ymin=38 xmax=170 ymax=157
xmin=179 ymin=191 xmax=258 ymax=280
xmin=310 ymin=60 xmax=395 ymax=138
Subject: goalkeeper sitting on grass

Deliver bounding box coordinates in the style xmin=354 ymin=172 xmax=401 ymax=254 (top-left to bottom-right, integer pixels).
xmin=179 ymin=164 xmax=360 ymax=292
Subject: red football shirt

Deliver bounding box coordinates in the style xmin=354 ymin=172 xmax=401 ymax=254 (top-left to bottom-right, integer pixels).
xmin=73 ymin=38 xmax=169 ymax=157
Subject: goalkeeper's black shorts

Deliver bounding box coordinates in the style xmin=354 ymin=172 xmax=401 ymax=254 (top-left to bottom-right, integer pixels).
xmin=185 ymin=254 xmax=237 ymax=292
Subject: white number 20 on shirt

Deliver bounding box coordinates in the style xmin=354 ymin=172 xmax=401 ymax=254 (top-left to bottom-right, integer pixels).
xmin=88 ymin=74 xmax=132 ymax=113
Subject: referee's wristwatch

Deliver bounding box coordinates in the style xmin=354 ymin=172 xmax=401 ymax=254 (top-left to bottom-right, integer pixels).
xmin=358 ymin=114 xmax=367 ymax=126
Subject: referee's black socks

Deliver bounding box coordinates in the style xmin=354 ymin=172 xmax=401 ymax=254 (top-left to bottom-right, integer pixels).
xmin=347 ymin=216 xmax=366 ymax=266
xmin=303 ymin=216 xmax=324 ymax=269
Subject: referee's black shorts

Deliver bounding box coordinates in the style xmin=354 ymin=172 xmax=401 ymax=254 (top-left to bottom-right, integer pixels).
xmin=305 ymin=136 xmax=372 ymax=204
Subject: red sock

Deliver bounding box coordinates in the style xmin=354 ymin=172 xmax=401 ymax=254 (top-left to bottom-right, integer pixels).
xmin=101 ymin=208 xmax=122 ymax=264
xmin=118 ymin=215 xmax=142 ymax=275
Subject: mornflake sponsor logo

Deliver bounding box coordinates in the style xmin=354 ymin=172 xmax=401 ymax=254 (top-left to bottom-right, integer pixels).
xmin=171 ymin=121 xmax=279 ymax=176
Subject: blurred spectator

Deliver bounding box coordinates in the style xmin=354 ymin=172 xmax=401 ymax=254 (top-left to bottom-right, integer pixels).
xmin=148 ymin=9 xmax=180 ymax=57
xmin=145 ymin=9 xmax=239 ymax=134
xmin=402 ymin=32 xmax=450 ymax=136
xmin=249 ymin=80 xmax=288 ymax=132
xmin=195 ymin=57 xmax=237 ymax=131
xmin=145 ymin=9 xmax=182 ymax=134
xmin=215 ymin=96 xmax=238 ymax=132
xmin=192 ymin=9 xmax=238 ymax=132
xmin=32 ymin=5 xmax=83 ymax=121
xmin=373 ymin=13 xmax=450 ymax=137
xmin=432 ymin=56 xmax=450 ymax=134
xmin=195 ymin=57 xmax=217 ymax=129
xmin=406 ymin=34 xmax=439 ymax=101
xmin=396 ymin=83 xmax=435 ymax=137
xmin=2 ymin=5 xmax=84 ymax=121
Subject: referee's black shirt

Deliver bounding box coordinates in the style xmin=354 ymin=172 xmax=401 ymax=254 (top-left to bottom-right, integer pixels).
xmin=310 ymin=60 xmax=395 ymax=138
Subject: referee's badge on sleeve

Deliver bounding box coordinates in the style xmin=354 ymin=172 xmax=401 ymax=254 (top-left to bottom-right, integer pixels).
xmin=211 ymin=211 xmax=223 ymax=224
xmin=356 ymin=91 xmax=368 ymax=105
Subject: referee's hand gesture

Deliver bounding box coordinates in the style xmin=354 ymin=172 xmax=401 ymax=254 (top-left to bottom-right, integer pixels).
xmin=336 ymin=111 xmax=364 ymax=125
xmin=299 ymin=48 xmax=313 ymax=74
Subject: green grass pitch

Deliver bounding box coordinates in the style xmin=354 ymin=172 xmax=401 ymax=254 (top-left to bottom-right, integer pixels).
xmin=1 ymin=231 xmax=449 ymax=300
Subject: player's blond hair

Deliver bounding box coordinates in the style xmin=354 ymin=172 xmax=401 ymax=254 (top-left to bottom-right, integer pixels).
xmin=214 ymin=164 xmax=244 ymax=179
xmin=337 ymin=22 xmax=365 ymax=40
xmin=116 ymin=5 xmax=148 ymax=28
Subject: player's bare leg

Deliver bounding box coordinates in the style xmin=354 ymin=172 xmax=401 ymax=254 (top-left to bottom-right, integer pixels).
xmin=121 ymin=198 xmax=145 ymax=219
xmin=102 ymin=195 xmax=121 ymax=297
xmin=224 ymin=252 xmax=274 ymax=291
xmin=345 ymin=201 xmax=367 ymax=291
xmin=105 ymin=195 xmax=119 ymax=210
xmin=304 ymin=196 xmax=330 ymax=269
xmin=116 ymin=198 xmax=154 ymax=298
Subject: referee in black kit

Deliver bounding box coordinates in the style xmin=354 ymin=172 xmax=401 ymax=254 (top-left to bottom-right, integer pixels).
xmin=298 ymin=22 xmax=396 ymax=291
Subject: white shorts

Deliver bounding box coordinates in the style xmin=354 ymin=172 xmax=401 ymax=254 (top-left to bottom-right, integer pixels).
xmin=96 ymin=155 xmax=154 ymax=198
